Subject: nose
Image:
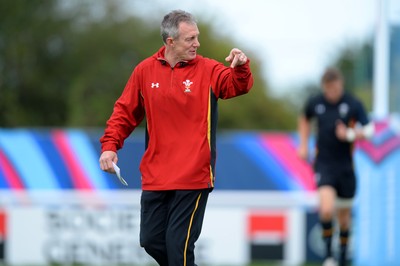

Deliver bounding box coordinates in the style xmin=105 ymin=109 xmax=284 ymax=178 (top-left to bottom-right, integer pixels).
xmin=194 ymin=38 xmax=200 ymax=48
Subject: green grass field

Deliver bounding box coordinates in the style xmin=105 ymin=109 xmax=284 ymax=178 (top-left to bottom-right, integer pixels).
xmin=250 ymin=263 xmax=319 ymax=266
xmin=0 ymin=261 xmax=321 ymax=266
xmin=0 ymin=263 xmax=321 ymax=266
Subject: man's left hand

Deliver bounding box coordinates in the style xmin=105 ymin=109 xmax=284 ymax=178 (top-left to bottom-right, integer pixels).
xmin=225 ymin=48 xmax=248 ymax=68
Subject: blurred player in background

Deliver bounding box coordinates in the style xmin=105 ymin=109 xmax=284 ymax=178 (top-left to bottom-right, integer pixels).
xmin=99 ymin=9 xmax=253 ymax=266
xmin=297 ymin=68 xmax=374 ymax=266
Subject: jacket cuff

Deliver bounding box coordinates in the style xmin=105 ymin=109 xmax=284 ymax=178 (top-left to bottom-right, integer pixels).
xmin=101 ymin=143 xmax=117 ymax=153
xmin=233 ymin=59 xmax=251 ymax=76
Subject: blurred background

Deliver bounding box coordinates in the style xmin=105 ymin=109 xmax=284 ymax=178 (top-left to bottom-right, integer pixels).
xmin=0 ymin=0 xmax=399 ymax=265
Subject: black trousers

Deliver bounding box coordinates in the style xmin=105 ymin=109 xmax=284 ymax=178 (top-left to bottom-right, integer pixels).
xmin=139 ymin=189 xmax=210 ymax=266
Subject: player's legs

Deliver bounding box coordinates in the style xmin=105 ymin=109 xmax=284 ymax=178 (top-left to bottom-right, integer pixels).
xmin=166 ymin=189 xmax=209 ymax=266
xmin=319 ymin=185 xmax=337 ymax=221
xmin=319 ymin=185 xmax=337 ymax=262
xmin=337 ymin=204 xmax=351 ymax=230
xmin=336 ymin=171 xmax=356 ymax=266
xmin=337 ymin=206 xmax=351 ymax=266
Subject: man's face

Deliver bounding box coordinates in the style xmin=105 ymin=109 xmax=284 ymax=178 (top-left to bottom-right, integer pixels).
xmin=170 ymin=22 xmax=200 ymax=61
xmin=322 ymin=79 xmax=344 ymax=104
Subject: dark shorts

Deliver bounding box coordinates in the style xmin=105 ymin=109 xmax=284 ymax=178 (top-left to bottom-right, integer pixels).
xmin=314 ymin=163 xmax=356 ymax=199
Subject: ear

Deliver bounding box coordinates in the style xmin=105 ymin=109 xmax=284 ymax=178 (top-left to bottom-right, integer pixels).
xmin=166 ymin=37 xmax=174 ymax=47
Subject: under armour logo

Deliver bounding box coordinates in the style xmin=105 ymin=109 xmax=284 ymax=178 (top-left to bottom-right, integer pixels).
xmin=151 ymin=83 xmax=159 ymax=88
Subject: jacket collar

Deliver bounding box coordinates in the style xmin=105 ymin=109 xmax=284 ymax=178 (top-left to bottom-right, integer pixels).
xmin=154 ymin=46 xmax=199 ymax=67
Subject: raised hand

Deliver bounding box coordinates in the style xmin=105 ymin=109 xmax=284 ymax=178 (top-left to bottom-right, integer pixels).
xmin=225 ymin=48 xmax=248 ymax=68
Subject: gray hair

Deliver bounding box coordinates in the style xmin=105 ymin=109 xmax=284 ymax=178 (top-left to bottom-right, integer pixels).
xmin=161 ymin=10 xmax=197 ymax=44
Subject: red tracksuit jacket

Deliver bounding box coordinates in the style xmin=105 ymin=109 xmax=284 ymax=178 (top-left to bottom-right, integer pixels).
xmin=100 ymin=46 xmax=253 ymax=190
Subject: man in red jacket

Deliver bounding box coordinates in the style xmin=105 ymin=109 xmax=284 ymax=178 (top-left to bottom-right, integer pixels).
xmin=99 ymin=9 xmax=253 ymax=266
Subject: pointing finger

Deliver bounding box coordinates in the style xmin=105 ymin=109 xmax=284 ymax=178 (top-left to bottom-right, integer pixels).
xmin=230 ymin=54 xmax=239 ymax=68
xmin=225 ymin=52 xmax=234 ymax=62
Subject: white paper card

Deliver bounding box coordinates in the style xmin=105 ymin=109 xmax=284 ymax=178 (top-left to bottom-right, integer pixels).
xmin=112 ymin=162 xmax=128 ymax=186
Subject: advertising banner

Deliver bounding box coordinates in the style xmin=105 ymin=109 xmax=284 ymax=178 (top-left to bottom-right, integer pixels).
xmin=7 ymin=204 xmax=250 ymax=265
xmin=3 ymin=191 xmax=311 ymax=266
xmin=354 ymin=118 xmax=400 ymax=266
